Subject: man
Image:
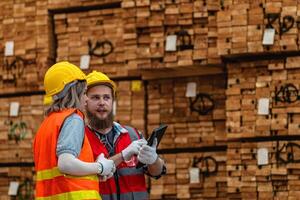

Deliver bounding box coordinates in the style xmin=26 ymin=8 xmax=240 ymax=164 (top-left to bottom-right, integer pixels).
xmin=85 ymin=70 xmax=166 ymax=200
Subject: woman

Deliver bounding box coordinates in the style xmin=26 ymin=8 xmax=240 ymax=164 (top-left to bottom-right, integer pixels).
xmin=33 ymin=61 xmax=115 ymax=200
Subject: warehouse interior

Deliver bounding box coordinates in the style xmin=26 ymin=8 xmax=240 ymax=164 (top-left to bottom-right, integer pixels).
xmin=1 ymin=0 xmax=300 ymax=199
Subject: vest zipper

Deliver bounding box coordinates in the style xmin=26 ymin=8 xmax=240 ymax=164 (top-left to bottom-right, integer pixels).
xmin=113 ymin=136 xmax=121 ymax=200
xmin=106 ymin=141 xmax=121 ymax=200
xmin=114 ymin=170 xmax=121 ymax=200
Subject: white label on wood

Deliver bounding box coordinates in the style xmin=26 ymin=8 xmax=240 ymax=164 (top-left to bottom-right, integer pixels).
xmin=113 ymin=101 xmax=117 ymax=116
xmin=189 ymin=167 xmax=200 ymax=183
xmin=10 ymin=102 xmax=20 ymax=117
xmin=186 ymin=82 xmax=197 ymax=97
xmin=80 ymin=55 xmax=90 ymax=69
xmin=258 ymin=98 xmax=269 ymax=115
xmin=257 ymin=148 xmax=269 ymax=165
xmin=5 ymin=41 xmax=14 ymax=56
xmin=8 ymin=181 xmax=19 ymax=196
xmin=165 ymin=35 xmax=177 ymax=51
xmin=262 ymin=28 xmax=275 ymax=45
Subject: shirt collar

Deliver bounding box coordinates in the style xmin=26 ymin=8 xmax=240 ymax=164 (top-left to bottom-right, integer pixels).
xmin=88 ymin=122 xmax=127 ymax=140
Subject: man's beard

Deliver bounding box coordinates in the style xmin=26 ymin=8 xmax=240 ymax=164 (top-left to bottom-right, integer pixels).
xmin=86 ymin=110 xmax=114 ymax=130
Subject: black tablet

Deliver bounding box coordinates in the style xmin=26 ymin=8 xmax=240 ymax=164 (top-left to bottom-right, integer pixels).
xmin=136 ymin=124 xmax=168 ymax=168
xmin=147 ymin=124 xmax=168 ymax=147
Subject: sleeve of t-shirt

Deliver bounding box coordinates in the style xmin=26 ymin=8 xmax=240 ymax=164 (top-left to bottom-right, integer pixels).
xmin=56 ymin=113 xmax=84 ymax=158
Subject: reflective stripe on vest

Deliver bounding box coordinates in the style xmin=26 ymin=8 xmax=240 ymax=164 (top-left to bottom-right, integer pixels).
xmin=36 ymin=190 xmax=100 ymax=200
xmin=101 ymin=191 xmax=148 ymax=200
xmin=118 ymin=167 xmax=144 ymax=176
xmin=124 ymin=125 xmax=140 ymax=141
xmin=37 ymin=167 xmax=98 ymax=181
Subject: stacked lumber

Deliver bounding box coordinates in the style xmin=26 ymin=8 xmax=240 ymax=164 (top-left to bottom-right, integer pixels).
xmin=121 ymin=0 xmax=225 ymax=70
xmin=54 ymin=6 xmax=125 ymax=76
xmin=0 ymin=95 xmax=42 ymax=198
xmin=217 ymin=1 xmax=300 ymax=56
xmin=122 ymin=0 xmax=140 ymax=72
xmin=115 ymin=80 xmax=145 ymax=132
xmin=0 ymin=167 xmax=35 ymax=200
xmin=2 ymin=0 xmax=300 ymax=93
xmin=0 ymin=95 xmax=44 ymax=163
xmin=150 ymin=152 xmax=227 ymax=200
xmin=4 ymin=0 xmax=300 ymax=199
xmin=0 ymin=0 xmax=126 ymax=94
xmin=145 ymin=74 xmax=227 ymax=198
xmin=147 ymin=75 xmax=226 ymax=148
xmin=226 ymin=57 xmax=300 ymax=198
xmin=0 ymin=0 xmax=42 ymax=93
xmin=227 ymin=140 xmax=300 ymax=199
xmin=226 ymin=58 xmax=300 ymax=139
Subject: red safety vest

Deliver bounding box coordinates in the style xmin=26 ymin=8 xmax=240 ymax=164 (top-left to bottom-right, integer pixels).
xmin=85 ymin=125 xmax=148 ymax=200
xmin=34 ymin=109 xmax=100 ymax=200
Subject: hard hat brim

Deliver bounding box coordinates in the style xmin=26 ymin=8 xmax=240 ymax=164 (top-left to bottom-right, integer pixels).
xmin=43 ymin=95 xmax=53 ymax=105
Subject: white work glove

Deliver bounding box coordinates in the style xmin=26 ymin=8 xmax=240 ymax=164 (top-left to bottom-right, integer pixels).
xmin=121 ymin=139 xmax=147 ymax=161
xmin=137 ymin=138 xmax=158 ymax=165
xmin=96 ymin=153 xmax=116 ymax=177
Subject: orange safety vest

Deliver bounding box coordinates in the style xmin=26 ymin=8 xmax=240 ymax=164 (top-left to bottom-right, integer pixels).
xmin=33 ymin=109 xmax=100 ymax=200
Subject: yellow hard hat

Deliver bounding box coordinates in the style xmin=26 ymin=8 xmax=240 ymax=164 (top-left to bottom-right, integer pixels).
xmin=43 ymin=61 xmax=86 ymax=105
xmin=86 ymin=70 xmax=116 ymax=95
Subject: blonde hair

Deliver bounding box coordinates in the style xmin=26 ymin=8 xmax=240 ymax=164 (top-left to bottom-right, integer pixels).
xmin=45 ymin=81 xmax=86 ymax=116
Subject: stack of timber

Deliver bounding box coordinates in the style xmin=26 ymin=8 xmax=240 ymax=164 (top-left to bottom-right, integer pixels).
xmin=115 ymin=80 xmax=145 ymax=132
xmin=147 ymin=74 xmax=227 ymax=199
xmin=217 ymin=1 xmax=300 ymax=55
xmin=226 ymin=57 xmax=300 ymax=198
xmin=0 ymin=95 xmax=43 ymax=199
xmin=0 ymin=0 xmax=42 ymax=93
xmin=0 ymin=95 xmax=44 ymax=163
xmin=54 ymin=6 xmax=125 ymax=76
xmin=147 ymin=75 xmax=226 ymax=149
xmin=150 ymin=152 xmax=227 ymax=200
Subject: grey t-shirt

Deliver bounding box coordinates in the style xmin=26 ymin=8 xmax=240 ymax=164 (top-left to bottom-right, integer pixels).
xmin=56 ymin=113 xmax=84 ymax=157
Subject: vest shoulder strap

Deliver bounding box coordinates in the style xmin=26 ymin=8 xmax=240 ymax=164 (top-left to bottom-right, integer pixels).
xmin=123 ymin=125 xmax=141 ymax=141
